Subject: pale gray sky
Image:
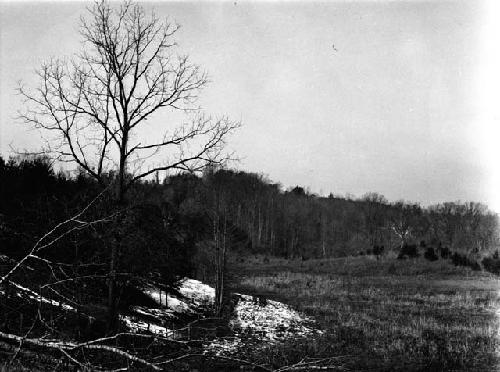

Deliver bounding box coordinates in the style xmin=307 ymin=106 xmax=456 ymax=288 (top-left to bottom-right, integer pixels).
xmin=1 ymin=1 xmax=499 ymax=210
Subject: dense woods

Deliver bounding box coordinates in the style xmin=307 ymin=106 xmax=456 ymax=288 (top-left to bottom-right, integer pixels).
xmin=158 ymin=166 xmax=499 ymax=261
xmin=2 ymin=155 xmax=498 ymax=273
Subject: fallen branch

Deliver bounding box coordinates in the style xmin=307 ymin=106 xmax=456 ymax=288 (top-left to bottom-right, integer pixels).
xmin=158 ymin=352 xmax=273 ymax=371
xmin=276 ymin=356 xmax=350 ymax=371
xmin=0 ymin=330 xmax=162 ymax=371
xmin=77 ymin=332 xmax=193 ymax=347
xmin=4 ymin=280 xmax=94 ymax=321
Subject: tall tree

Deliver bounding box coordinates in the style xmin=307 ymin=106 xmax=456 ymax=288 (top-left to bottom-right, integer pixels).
xmin=18 ymin=0 xmax=239 ymax=330
xmin=360 ymin=192 xmax=388 ymax=246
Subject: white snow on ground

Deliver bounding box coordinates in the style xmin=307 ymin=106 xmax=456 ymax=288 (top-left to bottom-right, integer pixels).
xmin=143 ymin=278 xmax=214 ymax=314
xmin=123 ymin=277 xmax=320 ymax=355
xmin=123 ymin=278 xmax=216 ymax=336
xmin=205 ymin=293 xmax=321 ymax=355
xmin=10 ymin=281 xmax=77 ymax=312
xmin=232 ymin=294 xmax=318 ymax=340
xmin=144 ymin=288 xmax=191 ymax=312
xmin=178 ymin=278 xmax=215 ymax=306
xmin=121 ymin=315 xmax=173 ymax=337
xmin=3 ymin=273 xmax=319 ymax=354
xmin=132 ymin=306 xmax=175 ymax=319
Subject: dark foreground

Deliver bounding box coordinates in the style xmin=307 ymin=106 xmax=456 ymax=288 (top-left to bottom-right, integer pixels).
xmin=2 ymin=255 xmax=500 ymax=371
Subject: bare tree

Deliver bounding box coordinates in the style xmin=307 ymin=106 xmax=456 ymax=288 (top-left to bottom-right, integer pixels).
xmin=390 ymin=202 xmax=421 ymax=249
xmin=18 ymin=0 xmax=239 ymax=330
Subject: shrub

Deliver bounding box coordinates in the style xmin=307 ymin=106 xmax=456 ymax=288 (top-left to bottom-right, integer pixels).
xmin=482 ymin=256 xmax=500 ymax=275
xmin=451 ymin=252 xmax=481 ymax=271
xmin=397 ymin=244 xmax=419 ymax=259
xmin=439 ymin=246 xmax=451 ymax=259
xmin=424 ymin=247 xmax=438 ymax=261
xmin=451 ymin=252 xmax=466 ymax=266
xmin=373 ymin=245 xmax=385 ymax=257
xmin=469 ymin=260 xmax=481 ymax=271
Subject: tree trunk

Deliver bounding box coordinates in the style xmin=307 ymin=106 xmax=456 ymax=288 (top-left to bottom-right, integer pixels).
xmin=107 ymin=129 xmax=128 ymax=333
xmin=107 ymin=240 xmax=118 ymax=333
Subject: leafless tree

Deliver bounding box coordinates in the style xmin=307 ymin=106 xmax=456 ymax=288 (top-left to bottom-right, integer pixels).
xmin=18 ymin=0 xmax=240 ymax=330
xmin=389 ymin=202 xmax=421 ymax=249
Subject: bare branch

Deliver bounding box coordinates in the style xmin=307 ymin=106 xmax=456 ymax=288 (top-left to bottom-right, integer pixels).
xmin=0 ymin=330 xmax=162 ymax=371
xmin=18 ymin=0 xmax=238 ymax=193
xmin=0 ymin=188 xmax=110 ymax=285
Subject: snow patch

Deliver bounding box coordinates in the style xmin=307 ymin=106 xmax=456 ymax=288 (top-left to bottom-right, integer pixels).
xmin=232 ymin=294 xmax=318 ymax=340
xmin=143 ymin=278 xmax=213 ymax=315
xmin=205 ymin=293 xmax=322 ymax=355
xmin=132 ymin=306 xmax=176 ymax=319
xmin=121 ymin=315 xmax=173 ymax=337
xmin=144 ymin=288 xmax=190 ymax=312
xmin=178 ymin=278 xmax=215 ymax=306
xmin=124 ymin=278 xmax=215 ymax=336
xmin=10 ymin=281 xmax=77 ymax=312
xmin=123 ymin=277 xmax=321 ymax=355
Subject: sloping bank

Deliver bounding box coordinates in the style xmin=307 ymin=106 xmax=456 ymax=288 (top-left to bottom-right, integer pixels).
xmin=122 ymin=278 xmax=322 ymax=355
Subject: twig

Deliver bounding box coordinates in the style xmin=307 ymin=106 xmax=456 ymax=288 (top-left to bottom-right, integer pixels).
xmin=276 ymin=356 xmax=350 ymax=371
xmin=158 ymin=353 xmax=272 ymax=371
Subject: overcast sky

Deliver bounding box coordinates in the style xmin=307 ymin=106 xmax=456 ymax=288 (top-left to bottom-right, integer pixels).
xmin=1 ymin=1 xmax=499 ymax=210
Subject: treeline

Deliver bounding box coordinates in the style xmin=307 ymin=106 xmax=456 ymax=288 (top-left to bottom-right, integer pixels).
xmin=164 ymin=168 xmax=499 ymax=259
xmin=1 ymin=156 xmax=498 ymax=269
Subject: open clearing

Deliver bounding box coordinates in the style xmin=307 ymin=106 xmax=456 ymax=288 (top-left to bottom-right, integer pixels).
xmin=232 ymin=255 xmax=500 ymax=371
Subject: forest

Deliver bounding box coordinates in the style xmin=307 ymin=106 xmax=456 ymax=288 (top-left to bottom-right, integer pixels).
xmin=2 ymin=0 xmax=500 ymax=370
xmin=2 ymin=154 xmax=499 ymax=288
xmin=3 ymin=155 xmax=498 ymax=264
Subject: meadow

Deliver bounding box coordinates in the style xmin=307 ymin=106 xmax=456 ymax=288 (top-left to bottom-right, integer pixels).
xmin=232 ymin=255 xmax=500 ymax=371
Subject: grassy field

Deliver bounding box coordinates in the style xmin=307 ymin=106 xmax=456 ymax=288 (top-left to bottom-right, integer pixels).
xmin=231 ymin=255 xmax=500 ymax=371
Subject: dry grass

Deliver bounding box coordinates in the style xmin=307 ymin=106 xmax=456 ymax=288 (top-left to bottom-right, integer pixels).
xmin=232 ymin=255 xmax=500 ymax=371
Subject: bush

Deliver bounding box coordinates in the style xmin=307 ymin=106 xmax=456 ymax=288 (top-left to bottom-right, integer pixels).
xmin=397 ymin=244 xmax=419 ymax=259
xmin=469 ymin=260 xmax=481 ymax=271
xmin=373 ymin=245 xmax=385 ymax=257
xmin=451 ymin=252 xmax=481 ymax=271
xmin=451 ymin=252 xmax=469 ymax=267
xmin=439 ymin=246 xmax=451 ymax=259
xmin=482 ymin=256 xmax=500 ymax=275
xmin=424 ymin=247 xmax=438 ymax=261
